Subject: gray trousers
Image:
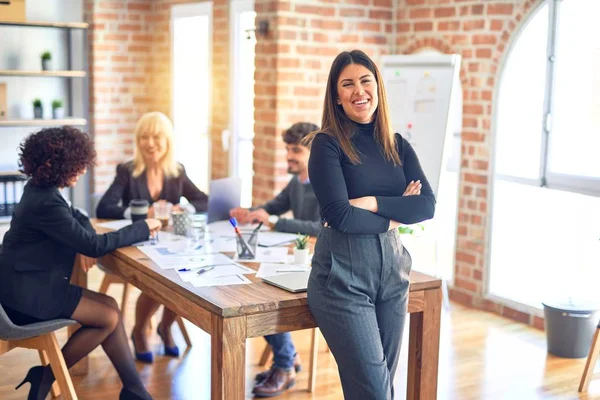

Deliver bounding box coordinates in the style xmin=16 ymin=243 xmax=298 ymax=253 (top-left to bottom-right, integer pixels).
xmin=308 ymin=227 xmax=411 ymax=400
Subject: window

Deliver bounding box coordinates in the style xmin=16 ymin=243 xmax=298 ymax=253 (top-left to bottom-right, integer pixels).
xmin=230 ymin=0 xmax=256 ymax=208
xmin=171 ymin=3 xmax=212 ymax=193
xmin=490 ymin=0 xmax=600 ymax=309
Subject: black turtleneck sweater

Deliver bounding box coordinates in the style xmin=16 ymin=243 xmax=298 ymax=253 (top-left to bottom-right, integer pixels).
xmin=308 ymin=121 xmax=436 ymax=234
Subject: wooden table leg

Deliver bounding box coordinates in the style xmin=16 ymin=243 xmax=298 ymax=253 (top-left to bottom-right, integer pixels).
xmin=211 ymin=315 xmax=247 ymax=400
xmin=68 ymin=257 xmax=89 ymax=376
xmin=407 ymin=287 xmax=442 ymax=400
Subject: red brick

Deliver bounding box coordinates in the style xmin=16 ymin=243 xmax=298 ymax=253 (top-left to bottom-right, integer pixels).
xmin=340 ymin=8 xmax=365 ymax=18
xmin=434 ymin=7 xmax=456 ymax=18
xmin=410 ymin=8 xmax=432 ymax=19
xmin=488 ymin=4 xmax=514 ymax=15
xmin=414 ymin=21 xmax=433 ymax=31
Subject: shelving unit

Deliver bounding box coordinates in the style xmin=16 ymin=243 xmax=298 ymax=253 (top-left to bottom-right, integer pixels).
xmin=0 ymin=19 xmax=90 ymax=212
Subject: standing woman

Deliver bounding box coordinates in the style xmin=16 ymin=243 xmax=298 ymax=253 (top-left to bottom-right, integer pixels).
xmin=96 ymin=111 xmax=208 ymax=363
xmin=0 ymin=126 xmax=161 ymax=400
xmin=305 ymin=50 xmax=436 ymax=399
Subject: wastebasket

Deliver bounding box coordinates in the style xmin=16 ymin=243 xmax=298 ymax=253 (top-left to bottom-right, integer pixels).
xmin=542 ymin=298 xmax=600 ymax=358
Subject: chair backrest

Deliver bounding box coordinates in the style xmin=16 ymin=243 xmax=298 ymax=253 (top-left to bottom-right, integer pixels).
xmin=0 ymin=302 xmax=19 ymax=339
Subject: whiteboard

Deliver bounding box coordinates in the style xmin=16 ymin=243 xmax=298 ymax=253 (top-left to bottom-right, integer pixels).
xmin=381 ymin=54 xmax=461 ymax=196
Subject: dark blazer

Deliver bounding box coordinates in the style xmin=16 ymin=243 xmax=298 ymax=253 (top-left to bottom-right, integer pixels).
xmin=0 ymin=182 xmax=150 ymax=319
xmin=96 ymin=161 xmax=208 ymax=219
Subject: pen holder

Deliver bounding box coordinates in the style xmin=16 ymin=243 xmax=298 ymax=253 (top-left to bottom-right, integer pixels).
xmin=172 ymin=210 xmax=193 ymax=236
xmin=236 ymin=229 xmax=258 ymax=260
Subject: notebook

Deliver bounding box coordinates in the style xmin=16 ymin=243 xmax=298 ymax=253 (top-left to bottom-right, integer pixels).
xmin=262 ymin=270 xmax=310 ymax=293
xmin=206 ymin=177 xmax=242 ymax=223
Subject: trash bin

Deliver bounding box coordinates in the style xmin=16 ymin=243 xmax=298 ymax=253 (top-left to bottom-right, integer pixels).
xmin=542 ymin=298 xmax=600 ymax=358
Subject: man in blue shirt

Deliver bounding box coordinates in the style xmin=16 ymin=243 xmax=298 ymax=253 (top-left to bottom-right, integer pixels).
xmin=230 ymin=122 xmax=320 ymax=397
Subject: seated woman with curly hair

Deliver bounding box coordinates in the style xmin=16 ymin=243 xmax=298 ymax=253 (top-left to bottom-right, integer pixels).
xmin=0 ymin=126 xmax=161 ymax=400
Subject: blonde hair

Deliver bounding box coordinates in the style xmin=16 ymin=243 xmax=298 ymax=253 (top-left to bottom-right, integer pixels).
xmin=132 ymin=111 xmax=181 ymax=178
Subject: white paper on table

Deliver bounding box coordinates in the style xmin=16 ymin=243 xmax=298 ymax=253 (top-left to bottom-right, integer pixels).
xmin=188 ymin=273 xmax=251 ymax=287
xmin=97 ymin=220 xmax=132 ymax=230
xmin=176 ymin=260 xmax=255 ymax=282
xmin=138 ymin=244 xmax=215 ymax=269
xmin=207 ymin=220 xmax=268 ymax=236
xmin=256 ymin=263 xmax=310 ymax=278
xmin=132 ymin=231 xmax=184 ymax=247
xmin=233 ymin=247 xmax=288 ymax=263
xmin=203 ymin=236 xmax=238 ymax=253
xmin=258 ymin=231 xmax=298 ymax=247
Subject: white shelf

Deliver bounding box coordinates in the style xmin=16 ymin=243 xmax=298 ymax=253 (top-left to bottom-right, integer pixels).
xmin=0 ymin=21 xmax=88 ymax=29
xmin=0 ymin=118 xmax=87 ymax=127
xmin=0 ymin=70 xmax=86 ymax=78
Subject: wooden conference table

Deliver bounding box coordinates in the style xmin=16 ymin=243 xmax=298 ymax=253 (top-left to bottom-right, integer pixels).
xmin=70 ymin=220 xmax=442 ymax=400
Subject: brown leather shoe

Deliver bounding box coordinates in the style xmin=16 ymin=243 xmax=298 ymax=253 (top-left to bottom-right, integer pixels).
xmin=252 ymin=366 xmax=296 ymax=397
xmin=255 ymin=353 xmax=301 ymax=382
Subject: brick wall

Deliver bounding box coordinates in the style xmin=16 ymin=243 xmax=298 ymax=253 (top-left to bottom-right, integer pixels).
xmin=84 ymin=0 xmax=156 ymax=193
xmin=252 ymin=0 xmax=395 ymax=205
xmin=395 ymin=0 xmax=544 ymax=329
xmin=84 ymin=0 xmax=547 ymax=328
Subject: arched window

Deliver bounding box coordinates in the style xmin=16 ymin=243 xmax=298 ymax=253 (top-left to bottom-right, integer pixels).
xmin=490 ymin=0 xmax=600 ymax=309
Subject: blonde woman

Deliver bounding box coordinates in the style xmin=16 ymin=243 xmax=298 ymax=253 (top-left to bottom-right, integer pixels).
xmin=97 ymin=112 xmax=208 ymax=363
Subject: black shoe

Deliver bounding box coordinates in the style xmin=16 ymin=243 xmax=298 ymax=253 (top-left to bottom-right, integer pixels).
xmin=15 ymin=365 xmax=53 ymax=400
xmin=255 ymin=353 xmax=301 ymax=382
xmin=120 ymin=388 xmax=153 ymax=400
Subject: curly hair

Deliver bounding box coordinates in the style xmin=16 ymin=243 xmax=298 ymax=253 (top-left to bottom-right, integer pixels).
xmin=282 ymin=122 xmax=319 ymax=147
xmin=18 ymin=126 xmax=96 ymax=188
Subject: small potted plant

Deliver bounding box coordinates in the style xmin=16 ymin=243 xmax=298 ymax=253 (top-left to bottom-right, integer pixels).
xmin=293 ymin=233 xmax=310 ymax=265
xmin=41 ymin=51 xmax=52 ymax=71
xmin=52 ymin=99 xmax=64 ymax=119
xmin=32 ymin=98 xmax=43 ymax=119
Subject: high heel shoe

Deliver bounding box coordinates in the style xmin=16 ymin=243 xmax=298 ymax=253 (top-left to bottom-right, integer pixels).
xmin=130 ymin=333 xmax=153 ymax=363
xmin=15 ymin=365 xmax=52 ymax=400
xmin=157 ymin=324 xmax=180 ymax=357
xmin=120 ymin=387 xmax=153 ymax=400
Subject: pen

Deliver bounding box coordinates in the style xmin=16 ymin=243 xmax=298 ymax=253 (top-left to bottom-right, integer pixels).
xmin=178 ymin=268 xmax=191 ymax=272
xmin=196 ymin=266 xmax=215 ymax=275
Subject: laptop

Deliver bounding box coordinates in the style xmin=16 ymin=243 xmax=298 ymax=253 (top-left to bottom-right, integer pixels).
xmin=262 ymin=271 xmax=310 ymax=293
xmin=207 ymin=177 xmax=242 ymax=223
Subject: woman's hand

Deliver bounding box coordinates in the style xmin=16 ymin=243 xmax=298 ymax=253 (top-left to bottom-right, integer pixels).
xmin=403 ymin=180 xmax=422 ymax=196
xmin=349 ymin=196 xmax=378 ymax=213
xmin=76 ymin=254 xmax=96 ymax=273
xmin=145 ymin=218 xmax=162 ymax=235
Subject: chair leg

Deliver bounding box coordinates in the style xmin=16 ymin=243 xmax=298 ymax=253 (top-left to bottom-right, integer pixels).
xmin=121 ymin=283 xmax=131 ymax=321
xmin=258 ymin=342 xmax=271 ymax=366
xmin=308 ymin=328 xmax=319 ymax=392
xmin=38 ymin=349 xmax=61 ymax=398
xmin=580 ymin=328 xmax=600 ymax=392
xmin=43 ymin=333 xmax=78 ymax=400
xmin=177 ymin=317 xmax=193 ymax=348
xmin=98 ymin=273 xmax=112 ymax=295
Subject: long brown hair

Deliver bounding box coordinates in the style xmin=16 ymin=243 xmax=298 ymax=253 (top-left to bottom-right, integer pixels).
xmin=304 ymin=50 xmax=400 ymax=165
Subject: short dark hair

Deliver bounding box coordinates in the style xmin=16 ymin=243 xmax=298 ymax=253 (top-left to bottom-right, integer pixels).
xmin=282 ymin=122 xmax=319 ymax=147
xmin=19 ymin=126 xmax=96 ymax=188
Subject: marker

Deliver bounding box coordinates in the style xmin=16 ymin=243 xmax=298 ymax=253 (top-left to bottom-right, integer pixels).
xmin=178 ymin=268 xmax=191 ymax=272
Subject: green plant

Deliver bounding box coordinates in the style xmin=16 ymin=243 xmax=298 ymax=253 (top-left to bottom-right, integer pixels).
xmin=51 ymin=99 xmax=63 ymax=109
xmin=32 ymin=98 xmax=42 ymax=108
xmin=397 ymin=224 xmax=425 ymax=235
xmin=41 ymin=51 xmax=52 ymax=61
xmin=294 ymin=233 xmax=309 ymax=250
